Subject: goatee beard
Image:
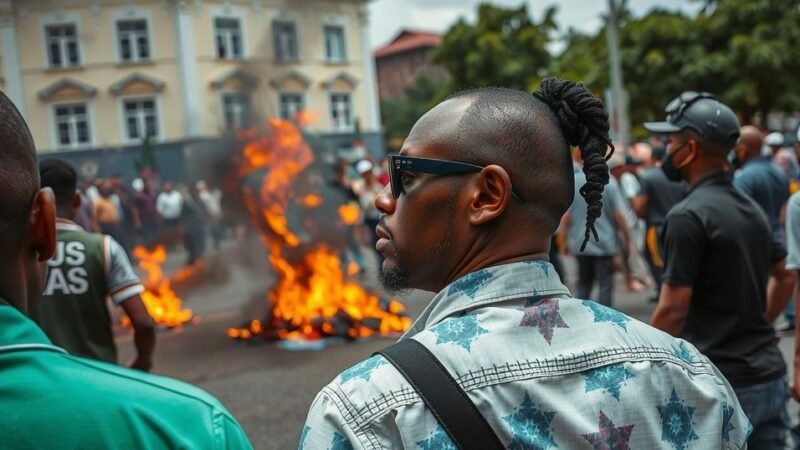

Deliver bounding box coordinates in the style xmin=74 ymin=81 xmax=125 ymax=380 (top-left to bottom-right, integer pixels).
xmin=378 ymin=252 xmax=412 ymax=296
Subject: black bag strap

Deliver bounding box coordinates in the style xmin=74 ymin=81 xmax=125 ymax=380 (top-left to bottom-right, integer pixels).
xmin=375 ymin=339 xmax=504 ymax=450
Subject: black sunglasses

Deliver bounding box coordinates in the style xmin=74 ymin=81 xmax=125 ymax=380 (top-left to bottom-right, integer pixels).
xmin=665 ymin=91 xmax=716 ymax=123
xmin=388 ymin=154 xmax=524 ymax=202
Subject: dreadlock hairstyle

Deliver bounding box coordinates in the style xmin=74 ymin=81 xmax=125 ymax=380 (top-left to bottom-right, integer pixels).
xmin=533 ymin=78 xmax=614 ymax=251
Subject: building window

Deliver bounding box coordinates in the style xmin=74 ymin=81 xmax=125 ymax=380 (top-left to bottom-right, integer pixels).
xmin=46 ymin=24 xmax=80 ymax=68
xmin=279 ymin=93 xmax=305 ymax=121
xmin=54 ymin=103 xmax=90 ymax=147
xmin=117 ymin=20 xmax=150 ymax=62
xmin=123 ymin=98 xmax=158 ymax=140
xmin=215 ymin=17 xmax=243 ymax=59
xmin=273 ymin=21 xmax=298 ymax=61
xmin=324 ymin=26 xmax=346 ymax=62
xmin=330 ymin=93 xmax=352 ymax=131
xmin=222 ymin=92 xmax=251 ymax=129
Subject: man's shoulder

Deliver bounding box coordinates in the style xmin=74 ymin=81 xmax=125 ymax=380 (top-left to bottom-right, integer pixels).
xmin=58 ymin=355 xmax=231 ymax=413
xmin=2 ymin=351 xmax=250 ymax=448
xmin=323 ymin=298 xmax=714 ymax=407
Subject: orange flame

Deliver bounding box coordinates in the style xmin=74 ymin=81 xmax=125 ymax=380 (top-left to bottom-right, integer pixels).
xmin=227 ymin=118 xmax=410 ymax=342
xmin=124 ymin=245 xmax=194 ymax=328
xmin=302 ymin=194 xmax=322 ymax=207
xmin=338 ymin=204 xmax=361 ymax=226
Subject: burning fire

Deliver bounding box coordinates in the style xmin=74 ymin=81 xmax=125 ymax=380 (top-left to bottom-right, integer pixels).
xmin=228 ymin=117 xmax=411 ymax=343
xmin=122 ymin=245 xmax=194 ymax=328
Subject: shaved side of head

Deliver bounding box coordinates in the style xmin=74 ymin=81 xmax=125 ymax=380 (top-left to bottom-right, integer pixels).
xmin=412 ymin=88 xmax=573 ymax=233
xmin=739 ymin=125 xmax=763 ymax=156
xmin=0 ymin=92 xmax=39 ymax=253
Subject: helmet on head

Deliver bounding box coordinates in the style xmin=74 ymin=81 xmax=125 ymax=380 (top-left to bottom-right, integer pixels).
xmin=644 ymin=92 xmax=740 ymax=149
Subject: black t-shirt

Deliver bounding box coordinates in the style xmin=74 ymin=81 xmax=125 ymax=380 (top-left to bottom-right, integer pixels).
xmin=638 ymin=168 xmax=686 ymax=229
xmin=662 ymin=171 xmax=785 ymax=387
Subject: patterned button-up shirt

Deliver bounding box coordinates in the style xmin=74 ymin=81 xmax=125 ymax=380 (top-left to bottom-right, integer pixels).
xmin=300 ymin=261 xmax=750 ymax=449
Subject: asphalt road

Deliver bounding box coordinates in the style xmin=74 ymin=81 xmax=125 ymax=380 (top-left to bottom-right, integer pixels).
xmin=116 ymin=238 xmax=799 ymax=449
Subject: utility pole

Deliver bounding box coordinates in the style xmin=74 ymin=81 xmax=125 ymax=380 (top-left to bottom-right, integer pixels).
xmin=606 ymin=0 xmax=629 ymax=155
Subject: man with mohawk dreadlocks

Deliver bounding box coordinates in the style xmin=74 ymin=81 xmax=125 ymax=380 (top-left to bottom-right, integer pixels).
xmin=300 ymin=79 xmax=749 ymax=449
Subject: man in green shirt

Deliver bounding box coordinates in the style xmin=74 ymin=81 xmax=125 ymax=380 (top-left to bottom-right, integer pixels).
xmin=0 ymin=92 xmax=252 ymax=448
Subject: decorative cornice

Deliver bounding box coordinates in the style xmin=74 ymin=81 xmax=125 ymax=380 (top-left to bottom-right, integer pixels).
xmin=210 ymin=68 xmax=259 ymax=89
xmin=270 ymin=70 xmax=311 ymax=89
xmin=109 ymin=72 xmax=165 ymax=96
xmin=38 ymin=78 xmax=97 ymax=101
xmin=320 ymin=71 xmax=359 ymax=89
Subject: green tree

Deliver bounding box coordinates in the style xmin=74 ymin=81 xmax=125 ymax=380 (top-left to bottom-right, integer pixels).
xmin=698 ymin=0 xmax=800 ymax=122
xmin=380 ymin=74 xmax=447 ymax=152
xmin=431 ymin=3 xmax=557 ymax=92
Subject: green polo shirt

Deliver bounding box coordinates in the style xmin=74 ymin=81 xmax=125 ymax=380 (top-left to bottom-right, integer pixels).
xmin=0 ymin=303 xmax=252 ymax=449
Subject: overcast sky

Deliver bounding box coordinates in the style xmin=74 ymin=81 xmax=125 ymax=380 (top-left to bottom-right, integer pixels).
xmin=367 ymin=0 xmax=702 ymax=52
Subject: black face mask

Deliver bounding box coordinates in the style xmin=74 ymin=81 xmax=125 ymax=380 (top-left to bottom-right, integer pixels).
xmin=661 ymin=149 xmax=685 ymax=182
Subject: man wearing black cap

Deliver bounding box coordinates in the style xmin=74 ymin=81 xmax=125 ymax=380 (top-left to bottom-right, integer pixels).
xmin=647 ymin=92 xmax=789 ymax=448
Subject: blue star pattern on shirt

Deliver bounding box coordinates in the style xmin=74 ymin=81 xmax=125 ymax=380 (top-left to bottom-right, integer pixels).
xmin=298 ymin=425 xmax=310 ymax=450
xmin=329 ymin=432 xmax=354 ymax=450
xmin=582 ymin=410 xmax=635 ymax=450
xmin=656 ymin=389 xmax=699 ymax=450
xmin=583 ymin=363 xmax=635 ymax=400
xmin=519 ymin=298 xmax=569 ymax=344
xmin=721 ymin=403 xmax=735 ymax=442
xmin=416 ymin=425 xmax=457 ymax=450
xmin=447 ymin=270 xmax=494 ymax=299
xmin=523 ymin=259 xmax=552 ymax=277
xmin=430 ymin=314 xmax=489 ymax=352
xmin=339 ymin=355 xmax=388 ymax=384
xmin=581 ymin=300 xmax=631 ymax=332
xmin=672 ymin=342 xmax=694 ymax=364
xmin=504 ymin=393 xmax=558 ymax=450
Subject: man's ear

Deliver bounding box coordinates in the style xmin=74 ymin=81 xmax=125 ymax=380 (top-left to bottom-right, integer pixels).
xmin=29 ymin=188 xmax=56 ymax=261
xmin=468 ymin=165 xmax=512 ymax=226
xmin=73 ymin=191 xmax=81 ymax=210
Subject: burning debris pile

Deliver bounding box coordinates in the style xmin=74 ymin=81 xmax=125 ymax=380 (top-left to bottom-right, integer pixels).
xmin=227 ymin=118 xmax=411 ymax=346
xmin=121 ymin=245 xmax=195 ymax=328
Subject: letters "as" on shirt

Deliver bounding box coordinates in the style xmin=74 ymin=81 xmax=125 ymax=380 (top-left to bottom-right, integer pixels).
xmin=43 ymin=241 xmax=89 ymax=296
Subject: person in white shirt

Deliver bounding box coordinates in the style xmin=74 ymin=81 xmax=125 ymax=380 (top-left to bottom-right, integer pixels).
xmin=156 ymin=182 xmax=183 ymax=247
xmin=197 ymin=180 xmax=224 ymax=249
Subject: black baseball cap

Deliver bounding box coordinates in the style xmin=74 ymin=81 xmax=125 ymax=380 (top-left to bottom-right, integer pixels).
xmin=644 ymin=92 xmax=741 ymax=148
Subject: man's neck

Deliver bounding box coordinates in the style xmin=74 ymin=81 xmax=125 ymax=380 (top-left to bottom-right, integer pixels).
xmin=686 ymin=162 xmax=728 ymax=186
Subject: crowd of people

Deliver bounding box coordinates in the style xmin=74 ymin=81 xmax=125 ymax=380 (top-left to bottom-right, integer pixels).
xmin=70 ymin=173 xmax=227 ymax=266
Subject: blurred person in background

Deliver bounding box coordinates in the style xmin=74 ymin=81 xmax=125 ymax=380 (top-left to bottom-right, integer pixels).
xmin=132 ymin=178 xmax=159 ymax=247
xmin=632 ymin=142 xmax=687 ymax=302
xmin=198 ymin=180 xmax=224 ymax=250
xmin=331 ymin=160 xmax=366 ymax=270
xmin=353 ymin=160 xmax=384 ymax=271
xmin=0 ymin=92 xmax=252 ymax=449
xmin=607 ymin=151 xmax=650 ymax=293
xmin=773 ymin=148 xmax=800 ymax=195
xmin=36 ymin=159 xmax=155 ymax=371
xmin=156 ymin=181 xmax=183 ymax=248
xmin=733 ymin=126 xmax=796 ymax=332
xmin=765 ymin=131 xmax=784 ymax=158
xmin=647 ymin=93 xmax=788 ymax=448
xmin=376 ymin=155 xmax=390 ymax=186
xmin=108 ymin=173 xmax=134 ymax=253
xmin=93 ymin=179 xmax=124 ymax=247
xmin=563 ymin=149 xmax=631 ymax=307
xmin=182 ymin=184 xmax=207 ymax=266
xmin=782 ymin=167 xmax=800 ymax=444
xmin=74 ymin=180 xmax=99 ymax=233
